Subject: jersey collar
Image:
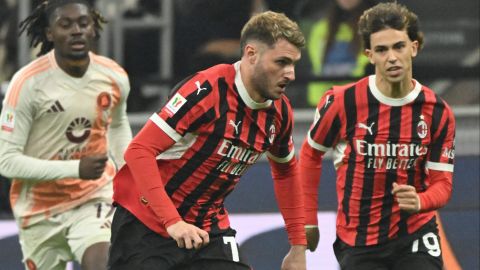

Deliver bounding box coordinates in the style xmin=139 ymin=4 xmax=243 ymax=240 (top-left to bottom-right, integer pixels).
xmin=368 ymin=75 xmax=422 ymax=106
xmin=234 ymin=61 xmax=273 ymax=110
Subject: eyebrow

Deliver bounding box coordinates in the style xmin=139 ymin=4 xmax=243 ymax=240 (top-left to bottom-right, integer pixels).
xmin=374 ymin=41 xmax=406 ymax=49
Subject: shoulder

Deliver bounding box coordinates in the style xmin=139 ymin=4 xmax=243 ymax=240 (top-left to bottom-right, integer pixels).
xmin=90 ymin=52 xmax=128 ymax=78
xmin=197 ymin=63 xmax=236 ymax=84
xmin=4 ymin=55 xmax=53 ymax=107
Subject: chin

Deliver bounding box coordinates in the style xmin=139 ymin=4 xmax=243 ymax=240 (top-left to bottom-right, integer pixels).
xmin=68 ymin=51 xmax=89 ymax=60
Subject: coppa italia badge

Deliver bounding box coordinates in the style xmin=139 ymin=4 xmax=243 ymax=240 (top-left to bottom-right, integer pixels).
xmin=97 ymin=92 xmax=111 ymax=110
xmin=417 ymin=115 xmax=428 ymax=139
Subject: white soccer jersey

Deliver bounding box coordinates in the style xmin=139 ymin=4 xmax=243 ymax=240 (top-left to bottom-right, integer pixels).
xmin=0 ymin=50 xmax=132 ymax=228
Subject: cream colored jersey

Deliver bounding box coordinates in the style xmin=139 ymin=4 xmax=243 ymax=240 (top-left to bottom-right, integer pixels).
xmin=0 ymin=50 xmax=132 ymax=228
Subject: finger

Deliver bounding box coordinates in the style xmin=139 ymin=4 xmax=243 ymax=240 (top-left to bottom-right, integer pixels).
xmin=192 ymin=234 xmax=203 ymax=249
xmin=177 ymin=238 xmax=185 ymax=249
xmin=184 ymin=236 xmax=193 ymax=249
xmin=199 ymin=231 xmax=210 ymax=246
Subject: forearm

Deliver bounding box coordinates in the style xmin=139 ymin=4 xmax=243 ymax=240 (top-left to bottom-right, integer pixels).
xmin=124 ymin=121 xmax=182 ymax=227
xmin=418 ymin=170 xmax=453 ymax=212
xmin=299 ymin=141 xmax=324 ymax=225
xmin=270 ymin=157 xmax=307 ymax=246
xmin=108 ymin=114 xmax=132 ymax=169
xmin=0 ymin=140 xmax=79 ymax=180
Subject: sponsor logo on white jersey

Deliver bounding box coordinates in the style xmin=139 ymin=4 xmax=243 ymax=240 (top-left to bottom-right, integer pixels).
xmin=1 ymin=109 xmax=15 ymax=132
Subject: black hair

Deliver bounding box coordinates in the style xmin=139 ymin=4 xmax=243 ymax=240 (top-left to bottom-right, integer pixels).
xmin=19 ymin=0 xmax=107 ymax=56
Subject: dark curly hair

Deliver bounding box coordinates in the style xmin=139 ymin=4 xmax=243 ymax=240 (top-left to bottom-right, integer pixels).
xmin=358 ymin=2 xmax=424 ymax=50
xmin=19 ymin=0 xmax=107 ymax=56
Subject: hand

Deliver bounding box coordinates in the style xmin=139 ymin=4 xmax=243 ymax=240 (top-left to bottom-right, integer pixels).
xmin=281 ymin=245 xmax=306 ymax=270
xmin=392 ymin=182 xmax=421 ymax=213
xmin=79 ymin=155 xmax=108 ymax=180
xmin=305 ymin=225 xmax=320 ymax=251
xmin=166 ymin=221 xmax=210 ymax=249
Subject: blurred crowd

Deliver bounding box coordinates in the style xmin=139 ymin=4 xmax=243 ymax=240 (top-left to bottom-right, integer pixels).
xmin=0 ymin=0 xmax=478 ymax=111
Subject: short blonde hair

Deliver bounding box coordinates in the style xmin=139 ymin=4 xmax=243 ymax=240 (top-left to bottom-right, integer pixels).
xmin=240 ymin=11 xmax=305 ymax=55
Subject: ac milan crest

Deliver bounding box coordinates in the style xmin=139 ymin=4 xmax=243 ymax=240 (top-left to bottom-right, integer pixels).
xmin=417 ymin=115 xmax=428 ymax=139
xmin=269 ymin=124 xmax=276 ymax=143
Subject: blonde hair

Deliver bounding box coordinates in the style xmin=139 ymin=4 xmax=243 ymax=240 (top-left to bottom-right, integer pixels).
xmin=240 ymin=11 xmax=305 ymax=54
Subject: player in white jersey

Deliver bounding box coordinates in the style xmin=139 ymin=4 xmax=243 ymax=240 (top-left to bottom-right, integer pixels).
xmin=0 ymin=1 xmax=132 ymax=269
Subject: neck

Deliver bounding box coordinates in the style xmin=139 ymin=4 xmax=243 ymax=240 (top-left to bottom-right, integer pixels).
xmin=239 ymin=60 xmax=266 ymax=103
xmin=54 ymin=51 xmax=90 ymax=78
xmin=375 ymin=74 xmax=414 ymax=99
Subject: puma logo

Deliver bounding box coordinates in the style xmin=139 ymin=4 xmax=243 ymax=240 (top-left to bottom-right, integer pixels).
xmin=357 ymin=122 xmax=375 ymax=135
xmin=229 ymin=120 xmax=241 ymax=135
xmin=195 ymin=81 xmax=207 ymax=95
xmin=324 ymin=95 xmax=332 ymax=108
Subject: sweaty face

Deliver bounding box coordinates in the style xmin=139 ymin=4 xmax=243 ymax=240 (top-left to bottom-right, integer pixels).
xmin=47 ymin=3 xmax=95 ymax=60
xmin=250 ymin=39 xmax=301 ymax=101
xmin=366 ymin=28 xmax=418 ymax=85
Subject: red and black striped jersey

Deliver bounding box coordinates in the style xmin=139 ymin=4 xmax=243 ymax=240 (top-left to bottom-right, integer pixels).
xmin=114 ymin=62 xmax=300 ymax=239
xmin=301 ymin=75 xmax=455 ymax=246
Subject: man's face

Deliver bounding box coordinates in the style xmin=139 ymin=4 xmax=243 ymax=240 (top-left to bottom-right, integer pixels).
xmin=46 ymin=3 xmax=95 ymax=60
xmin=250 ymin=39 xmax=301 ymax=101
xmin=365 ymin=28 xmax=418 ymax=84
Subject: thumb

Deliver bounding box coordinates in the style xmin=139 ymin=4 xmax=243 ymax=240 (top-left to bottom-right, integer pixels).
xmin=391 ymin=182 xmax=399 ymax=194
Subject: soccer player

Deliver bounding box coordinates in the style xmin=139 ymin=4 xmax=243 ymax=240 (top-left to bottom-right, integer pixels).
xmin=299 ymin=3 xmax=455 ymax=270
xmin=109 ymin=11 xmax=307 ymax=270
xmin=0 ymin=0 xmax=132 ymax=269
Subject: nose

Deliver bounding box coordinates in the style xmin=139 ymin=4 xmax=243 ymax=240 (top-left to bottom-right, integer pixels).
xmin=285 ymin=65 xmax=295 ymax=81
xmin=71 ymin=23 xmax=82 ymax=35
xmin=387 ymin=49 xmax=397 ymax=62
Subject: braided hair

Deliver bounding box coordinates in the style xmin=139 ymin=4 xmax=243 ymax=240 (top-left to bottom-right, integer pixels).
xmin=19 ymin=0 xmax=107 ymax=56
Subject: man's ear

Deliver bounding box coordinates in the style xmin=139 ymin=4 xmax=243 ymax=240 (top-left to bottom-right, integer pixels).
xmin=364 ymin=49 xmax=374 ymax=65
xmin=45 ymin=27 xmax=53 ymax=42
xmin=411 ymin=40 xmax=419 ymax=58
xmin=244 ymin=43 xmax=258 ymax=65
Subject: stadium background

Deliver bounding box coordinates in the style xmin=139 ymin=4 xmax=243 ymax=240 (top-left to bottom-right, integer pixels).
xmin=0 ymin=0 xmax=478 ymax=269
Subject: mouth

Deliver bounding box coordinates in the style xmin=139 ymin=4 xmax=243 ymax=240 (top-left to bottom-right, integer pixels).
xmin=386 ymin=66 xmax=402 ymax=76
xmin=70 ymin=40 xmax=87 ymax=50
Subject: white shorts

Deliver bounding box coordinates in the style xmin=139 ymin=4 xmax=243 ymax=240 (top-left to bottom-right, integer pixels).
xmin=18 ymin=198 xmax=114 ymax=270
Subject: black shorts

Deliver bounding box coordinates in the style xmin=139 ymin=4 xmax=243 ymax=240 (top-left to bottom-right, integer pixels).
xmin=108 ymin=205 xmax=251 ymax=270
xmin=333 ymin=218 xmax=443 ymax=270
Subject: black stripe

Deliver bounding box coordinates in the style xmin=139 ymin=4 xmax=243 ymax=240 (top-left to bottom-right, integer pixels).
xmin=398 ymin=91 xmax=426 ymax=237
xmin=51 ymin=104 xmax=58 ymax=112
xmin=165 ymin=78 xmax=227 ymax=196
xmin=343 ymin=86 xmax=357 ymax=226
xmin=233 ymin=91 xmax=246 ymax=138
xmin=429 ymin=94 xmax=445 ymax=141
xmin=166 ymin=79 xmax=213 ymax=129
xmin=261 ymin=107 xmax=276 ymax=150
xmin=186 ymin=108 xmax=216 ymax=133
xmin=323 ymin=115 xmax=341 ymax=147
xmin=55 ymin=100 xmax=64 ymax=111
xmin=375 ymin=105 xmax=402 ymax=244
xmin=430 ymin=117 xmax=450 ymax=162
xmin=194 ymin=175 xmax=236 ymax=227
xmin=275 ymin=99 xmax=292 ymax=158
xmin=247 ymin=110 xmax=259 ymax=146
xmin=310 ymin=95 xmax=335 ymax=138
xmin=429 ymin=95 xmax=449 ymax=162
xmin=355 ymin=89 xmax=381 ymax=246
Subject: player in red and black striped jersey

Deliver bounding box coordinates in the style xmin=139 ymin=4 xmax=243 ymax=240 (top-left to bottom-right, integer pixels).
xmin=300 ymin=3 xmax=455 ymax=270
xmin=109 ymin=11 xmax=308 ymax=270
